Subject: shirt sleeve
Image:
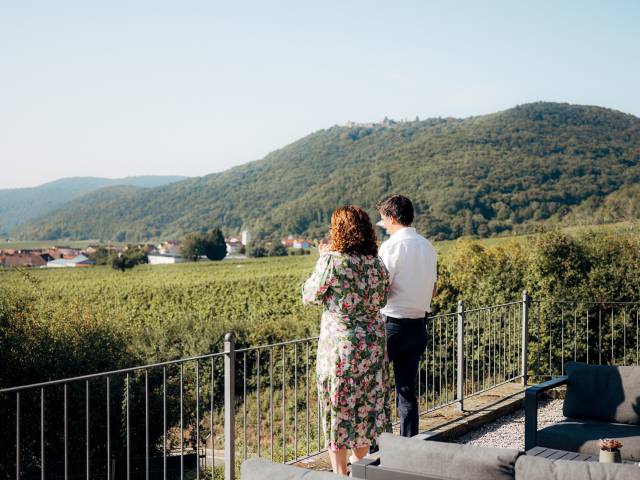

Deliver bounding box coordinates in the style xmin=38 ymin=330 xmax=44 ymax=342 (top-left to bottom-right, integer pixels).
xmin=301 ymin=253 xmax=335 ymax=306
xmin=379 ymin=259 xmax=391 ymax=306
xmin=378 ymin=241 xmax=399 ymax=285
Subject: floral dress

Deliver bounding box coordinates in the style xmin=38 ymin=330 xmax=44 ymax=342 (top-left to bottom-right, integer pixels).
xmin=302 ymin=252 xmax=391 ymax=450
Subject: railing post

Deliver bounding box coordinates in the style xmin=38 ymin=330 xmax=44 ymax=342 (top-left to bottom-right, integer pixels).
xmin=521 ymin=291 xmax=530 ymax=386
xmin=224 ymin=333 xmax=236 ymax=480
xmin=456 ymin=300 xmax=465 ymax=412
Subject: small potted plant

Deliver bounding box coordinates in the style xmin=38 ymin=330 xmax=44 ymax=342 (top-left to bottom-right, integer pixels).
xmin=599 ymin=438 xmax=623 ymax=463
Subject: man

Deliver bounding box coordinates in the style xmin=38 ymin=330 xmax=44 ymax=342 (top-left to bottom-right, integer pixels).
xmin=377 ymin=194 xmax=437 ymax=437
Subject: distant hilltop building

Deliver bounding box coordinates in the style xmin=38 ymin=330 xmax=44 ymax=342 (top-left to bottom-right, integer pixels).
xmin=345 ymin=121 xmax=377 ymax=128
xmin=345 ymin=116 xmax=420 ymax=128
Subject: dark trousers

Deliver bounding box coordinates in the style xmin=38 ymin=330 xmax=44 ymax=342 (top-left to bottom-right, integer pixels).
xmin=385 ymin=316 xmax=428 ymax=437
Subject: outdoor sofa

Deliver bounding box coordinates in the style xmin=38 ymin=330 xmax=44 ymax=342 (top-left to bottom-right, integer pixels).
xmin=525 ymin=361 xmax=640 ymax=461
xmin=241 ymin=432 xmax=640 ymax=479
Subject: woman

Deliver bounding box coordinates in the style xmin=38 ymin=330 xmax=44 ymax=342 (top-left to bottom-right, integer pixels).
xmin=302 ymin=205 xmax=391 ymax=476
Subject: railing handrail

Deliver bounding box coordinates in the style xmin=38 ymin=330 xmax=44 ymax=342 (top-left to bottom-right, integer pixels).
xmin=462 ymin=300 xmax=524 ymax=314
xmin=0 ymin=350 xmax=227 ymax=394
xmin=235 ymin=335 xmax=320 ymax=353
xmin=531 ymin=300 xmax=640 ymax=305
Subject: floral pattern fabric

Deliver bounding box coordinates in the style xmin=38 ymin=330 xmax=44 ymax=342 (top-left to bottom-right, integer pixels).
xmin=302 ymin=252 xmax=391 ymax=450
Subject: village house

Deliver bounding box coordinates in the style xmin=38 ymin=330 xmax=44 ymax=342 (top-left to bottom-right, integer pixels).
xmin=157 ymin=240 xmax=181 ymax=255
xmin=47 ymin=246 xmax=82 ymax=259
xmin=1 ymin=251 xmax=53 ymax=268
xmin=281 ymin=236 xmax=312 ymax=249
xmin=46 ymin=254 xmax=95 ymax=268
xmin=226 ymin=237 xmax=243 ymax=254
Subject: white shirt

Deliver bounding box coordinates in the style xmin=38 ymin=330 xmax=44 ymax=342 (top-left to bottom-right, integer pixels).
xmin=378 ymin=227 xmax=437 ymax=318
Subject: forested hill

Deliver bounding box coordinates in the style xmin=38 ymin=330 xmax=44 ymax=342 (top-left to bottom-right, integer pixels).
xmin=0 ymin=176 xmax=187 ymax=236
xmin=13 ymin=103 xmax=640 ymax=242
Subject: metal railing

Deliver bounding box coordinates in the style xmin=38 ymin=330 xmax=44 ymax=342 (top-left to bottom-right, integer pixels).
xmin=1 ymin=350 xmax=227 ymax=480
xmin=2 ymin=293 xmax=640 ymax=480
xmin=528 ymin=300 xmax=640 ymax=378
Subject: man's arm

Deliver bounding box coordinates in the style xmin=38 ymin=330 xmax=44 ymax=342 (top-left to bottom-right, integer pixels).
xmin=378 ymin=242 xmax=398 ymax=285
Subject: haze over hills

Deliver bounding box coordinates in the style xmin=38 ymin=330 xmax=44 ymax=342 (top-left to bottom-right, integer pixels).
xmin=0 ymin=176 xmax=187 ymax=236
xmin=11 ymin=102 xmax=640 ymax=242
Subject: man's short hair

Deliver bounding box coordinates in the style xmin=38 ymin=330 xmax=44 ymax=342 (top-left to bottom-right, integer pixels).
xmin=376 ymin=195 xmax=414 ymax=226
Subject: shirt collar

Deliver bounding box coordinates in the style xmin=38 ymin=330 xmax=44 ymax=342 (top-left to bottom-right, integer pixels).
xmin=389 ymin=226 xmax=416 ymax=239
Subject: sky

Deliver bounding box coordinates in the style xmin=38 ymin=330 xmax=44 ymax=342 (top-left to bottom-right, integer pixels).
xmin=1 ymin=1 xmax=639 ymax=189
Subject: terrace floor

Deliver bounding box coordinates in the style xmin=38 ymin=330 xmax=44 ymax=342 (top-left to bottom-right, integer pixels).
xmin=295 ymin=381 xmax=530 ymax=471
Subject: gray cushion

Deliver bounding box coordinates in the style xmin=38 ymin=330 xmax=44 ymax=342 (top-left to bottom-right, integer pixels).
xmin=564 ymin=362 xmax=640 ymax=425
xmin=537 ymin=418 xmax=640 ymax=462
xmin=379 ymin=433 xmax=521 ymax=480
xmin=516 ymin=455 xmax=640 ymax=480
xmin=240 ymin=458 xmax=341 ymax=479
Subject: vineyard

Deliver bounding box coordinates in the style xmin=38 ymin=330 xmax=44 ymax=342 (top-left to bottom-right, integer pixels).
xmin=1 ymin=255 xmax=322 ymax=379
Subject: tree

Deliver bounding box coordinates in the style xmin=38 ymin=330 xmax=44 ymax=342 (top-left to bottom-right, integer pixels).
xmin=249 ymin=245 xmax=268 ymax=258
xmin=111 ymin=246 xmax=148 ymax=271
xmin=88 ymin=246 xmax=110 ymax=265
xmin=204 ymin=228 xmax=227 ymax=261
xmin=269 ymin=244 xmax=288 ymax=257
xmin=181 ymin=233 xmax=207 ymax=262
xmin=181 ymin=229 xmax=228 ymax=262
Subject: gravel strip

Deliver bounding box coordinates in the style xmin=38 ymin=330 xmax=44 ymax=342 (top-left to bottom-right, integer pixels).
xmin=454 ymin=399 xmax=565 ymax=450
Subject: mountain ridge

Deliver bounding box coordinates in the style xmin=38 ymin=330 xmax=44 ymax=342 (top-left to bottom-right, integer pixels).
xmin=0 ymin=175 xmax=187 ymax=235
xmin=12 ymin=102 xmax=640 ymax=241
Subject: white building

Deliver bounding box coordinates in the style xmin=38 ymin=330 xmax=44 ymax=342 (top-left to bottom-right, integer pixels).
xmin=226 ymin=238 xmax=243 ymax=254
xmin=241 ymin=230 xmax=251 ymax=246
xmin=148 ymin=253 xmax=184 ymax=265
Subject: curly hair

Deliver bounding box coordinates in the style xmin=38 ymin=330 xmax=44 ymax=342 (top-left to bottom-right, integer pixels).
xmin=330 ymin=205 xmax=378 ymax=256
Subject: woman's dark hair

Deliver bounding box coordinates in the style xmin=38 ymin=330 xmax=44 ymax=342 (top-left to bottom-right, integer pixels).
xmin=330 ymin=206 xmax=378 ymax=256
xmin=376 ymin=194 xmax=414 ymax=226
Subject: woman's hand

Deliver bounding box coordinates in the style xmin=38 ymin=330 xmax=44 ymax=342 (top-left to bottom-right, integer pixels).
xmin=318 ymin=238 xmax=331 ymax=254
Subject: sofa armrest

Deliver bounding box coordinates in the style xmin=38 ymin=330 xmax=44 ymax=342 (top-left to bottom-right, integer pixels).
xmin=352 ymin=433 xmax=440 ymax=479
xmin=351 ymin=456 xmax=379 ymax=479
xmin=524 ymin=376 xmax=568 ymax=451
xmin=351 ymin=457 xmax=448 ymax=480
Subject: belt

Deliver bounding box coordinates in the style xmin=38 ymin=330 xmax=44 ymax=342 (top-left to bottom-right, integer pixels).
xmin=385 ymin=315 xmax=427 ymax=324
